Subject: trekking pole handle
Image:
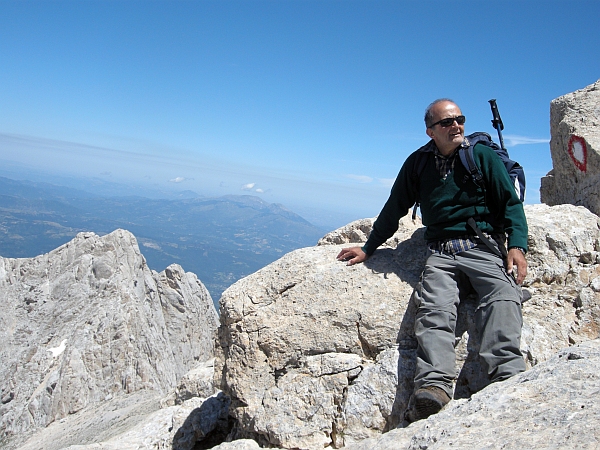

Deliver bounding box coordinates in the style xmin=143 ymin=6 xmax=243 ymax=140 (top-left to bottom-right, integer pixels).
xmin=488 ymin=99 xmax=506 ymax=150
xmin=488 ymin=99 xmax=504 ymax=131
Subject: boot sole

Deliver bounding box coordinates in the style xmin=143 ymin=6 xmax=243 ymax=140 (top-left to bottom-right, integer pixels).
xmin=414 ymin=392 xmax=447 ymax=420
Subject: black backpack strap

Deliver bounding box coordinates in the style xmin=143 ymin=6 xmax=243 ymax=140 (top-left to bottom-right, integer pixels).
xmin=459 ymin=144 xmax=484 ymax=189
xmin=411 ymin=150 xmax=430 ymax=220
xmin=467 ymin=217 xmax=508 ymax=260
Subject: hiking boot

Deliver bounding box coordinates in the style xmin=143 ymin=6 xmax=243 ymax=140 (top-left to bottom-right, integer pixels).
xmin=413 ymin=386 xmax=451 ymax=421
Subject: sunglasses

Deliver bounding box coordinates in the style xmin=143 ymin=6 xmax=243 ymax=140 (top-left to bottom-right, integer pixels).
xmin=429 ymin=115 xmax=466 ymax=128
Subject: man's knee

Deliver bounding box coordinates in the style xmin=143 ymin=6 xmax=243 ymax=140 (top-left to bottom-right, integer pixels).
xmin=415 ymin=307 xmax=457 ymax=336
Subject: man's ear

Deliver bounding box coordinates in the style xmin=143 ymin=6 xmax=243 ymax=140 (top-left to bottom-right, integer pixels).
xmin=426 ymin=128 xmax=434 ymax=139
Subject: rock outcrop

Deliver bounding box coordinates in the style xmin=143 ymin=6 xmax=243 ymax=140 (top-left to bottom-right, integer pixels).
xmin=345 ymin=339 xmax=600 ymax=449
xmin=0 ymin=230 xmax=220 ymax=449
xmin=17 ymin=358 xmax=231 ymax=450
xmin=541 ymin=78 xmax=600 ymax=214
xmin=216 ymin=204 xmax=600 ymax=449
xmin=213 ymin=334 xmax=600 ymax=450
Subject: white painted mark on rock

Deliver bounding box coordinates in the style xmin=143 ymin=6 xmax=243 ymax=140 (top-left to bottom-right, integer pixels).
xmin=568 ymin=135 xmax=587 ymax=172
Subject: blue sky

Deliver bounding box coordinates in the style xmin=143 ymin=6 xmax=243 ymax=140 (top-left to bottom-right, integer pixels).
xmin=1 ymin=0 xmax=599 ymax=229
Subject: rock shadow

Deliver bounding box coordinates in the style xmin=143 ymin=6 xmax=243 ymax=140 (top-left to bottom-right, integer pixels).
xmin=172 ymin=392 xmax=232 ymax=450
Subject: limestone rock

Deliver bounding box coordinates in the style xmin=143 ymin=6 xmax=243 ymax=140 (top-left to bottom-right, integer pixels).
xmin=0 ymin=230 xmax=219 ymax=449
xmin=17 ymin=359 xmax=229 ymax=450
xmin=17 ymin=391 xmax=164 ymax=450
xmin=216 ymin=215 xmax=426 ymax=448
xmin=316 ymin=215 xmax=421 ymax=247
xmin=169 ymin=358 xmax=219 ymax=405
xmin=18 ymin=392 xmax=230 ymax=450
xmin=4 ymin=202 xmax=600 ymax=450
xmin=211 ymin=439 xmax=264 ymax=449
xmin=345 ymin=339 xmax=600 ymax=450
xmin=541 ymin=78 xmax=600 ymax=214
xmin=216 ymin=204 xmax=600 ymax=449
xmin=317 ymin=217 xmax=376 ymax=245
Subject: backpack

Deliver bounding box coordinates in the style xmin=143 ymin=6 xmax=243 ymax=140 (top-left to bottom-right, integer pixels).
xmin=410 ymin=132 xmax=526 ymax=221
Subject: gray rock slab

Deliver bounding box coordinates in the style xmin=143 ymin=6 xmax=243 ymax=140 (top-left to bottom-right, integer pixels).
xmin=0 ymin=229 xmax=219 ymax=449
xmin=16 ymin=359 xmax=228 ymax=450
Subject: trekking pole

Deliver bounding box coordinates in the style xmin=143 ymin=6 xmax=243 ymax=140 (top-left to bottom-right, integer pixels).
xmin=488 ymin=99 xmax=506 ymax=150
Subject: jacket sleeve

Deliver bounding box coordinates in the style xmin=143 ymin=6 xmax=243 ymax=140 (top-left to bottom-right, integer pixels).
xmin=362 ymin=153 xmax=420 ymax=255
xmin=475 ymin=144 xmax=528 ymax=251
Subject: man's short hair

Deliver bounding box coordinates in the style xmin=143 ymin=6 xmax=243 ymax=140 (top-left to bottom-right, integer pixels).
xmin=424 ymin=98 xmax=457 ymax=128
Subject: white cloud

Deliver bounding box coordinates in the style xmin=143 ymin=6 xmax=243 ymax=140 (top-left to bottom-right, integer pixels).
xmin=346 ymin=174 xmax=373 ymax=183
xmin=242 ymin=183 xmax=255 ymax=190
xmin=169 ymin=176 xmax=185 ymax=183
xmin=503 ymin=135 xmax=549 ymax=147
xmin=255 ymin=188 xmax=265 ymax=193
xmin=378 ymin=178 xmax=395 ymax=188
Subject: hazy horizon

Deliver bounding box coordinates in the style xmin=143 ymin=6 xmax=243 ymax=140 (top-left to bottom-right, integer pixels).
xmin=2 ymin=1 xmax=599 ymax=231
xmin=0 ymin=151 xmax=357 ymax=231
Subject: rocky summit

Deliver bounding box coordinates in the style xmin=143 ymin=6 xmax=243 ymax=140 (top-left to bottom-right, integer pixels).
xmin=215 ymin=204 xmax=600 ymax=449
xmin=3 ymin=204 xmax=600 ymax=450
xmin=344 ymin=339 xmax=600 ymax=450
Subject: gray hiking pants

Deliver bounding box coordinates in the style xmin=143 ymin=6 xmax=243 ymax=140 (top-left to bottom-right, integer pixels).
xmin=413 ymin=243 xmax=525 ymax=398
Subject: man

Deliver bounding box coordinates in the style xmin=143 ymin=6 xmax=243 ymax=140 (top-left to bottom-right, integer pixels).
xmin=337 ymin=99 xmax=528 ymax=421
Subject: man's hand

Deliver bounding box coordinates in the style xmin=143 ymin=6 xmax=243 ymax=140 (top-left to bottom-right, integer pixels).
xmin=336 ymin=246 xmax=369 ymax=266
xmin=506 ymin=248 xmax=527 ymax=285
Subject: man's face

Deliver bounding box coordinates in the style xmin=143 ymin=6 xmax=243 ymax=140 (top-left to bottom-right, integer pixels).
xmin=426 ymin=101 xmax=465 ymax=155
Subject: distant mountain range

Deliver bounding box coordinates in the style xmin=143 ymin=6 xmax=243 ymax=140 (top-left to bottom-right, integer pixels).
xmin=0 ymin=176 xmax=327 ymax=303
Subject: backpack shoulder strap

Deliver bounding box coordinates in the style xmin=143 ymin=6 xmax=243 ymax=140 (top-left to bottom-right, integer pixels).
xmin=463 ymin=131 xmax=526 ymax=202
xmin=412 ymin=149 xmax=429 ymax=181
xmin=459 ymin=144 xmax=484 ymax=188
xmin=462 ymin=132 xmax=499 ymax=189
xmin=410 ymin=141 xmax=435 ymax=220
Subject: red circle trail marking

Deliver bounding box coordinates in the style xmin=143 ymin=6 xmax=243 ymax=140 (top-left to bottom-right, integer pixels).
xmin=568 ymin=135 xmax=587 ymax=172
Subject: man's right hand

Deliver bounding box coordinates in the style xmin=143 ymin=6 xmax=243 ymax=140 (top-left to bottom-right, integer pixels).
xmin=336 ymin=247 xmax=369 ymax=266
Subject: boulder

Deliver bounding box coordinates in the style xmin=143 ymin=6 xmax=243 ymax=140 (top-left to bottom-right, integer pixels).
xmin=541 ymin=79 xmax=600 ymax=214
xmin=0 ymin=230 xmax=219 ymax=449
xmin=216 ymin=204 xmax=600 ymax=449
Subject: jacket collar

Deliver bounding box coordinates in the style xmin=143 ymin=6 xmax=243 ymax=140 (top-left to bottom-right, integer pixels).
xmin=417 ymin=138 xmax=468 ymax=154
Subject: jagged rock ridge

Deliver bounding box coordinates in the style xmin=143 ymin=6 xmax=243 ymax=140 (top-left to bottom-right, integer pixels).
xmin=0 ymin=229 xmax=219 ymax=449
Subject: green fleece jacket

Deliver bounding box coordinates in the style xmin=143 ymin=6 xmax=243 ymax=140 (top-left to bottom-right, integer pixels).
xmin=362 ymin=140 xmax=528 ymax=256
